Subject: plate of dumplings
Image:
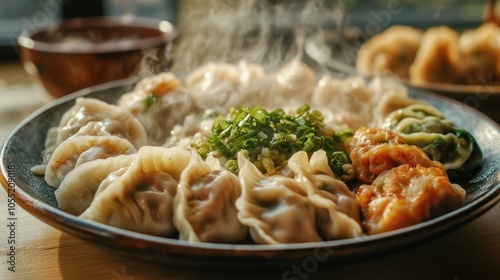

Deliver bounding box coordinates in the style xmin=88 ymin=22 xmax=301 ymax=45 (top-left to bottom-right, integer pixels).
xmin=1 ymin=71 xmax=499 ymax=270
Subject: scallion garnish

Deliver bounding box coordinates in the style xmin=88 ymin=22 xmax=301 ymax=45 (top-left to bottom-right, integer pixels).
xmin=192 ymin=105 xmax=353 ymax=179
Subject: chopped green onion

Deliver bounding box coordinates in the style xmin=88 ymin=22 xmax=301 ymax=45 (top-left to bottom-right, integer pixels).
xmin=193 ymin=105 xmax=353 ymax=179
xmin=141 ymin=93 xmax=158 ymax=112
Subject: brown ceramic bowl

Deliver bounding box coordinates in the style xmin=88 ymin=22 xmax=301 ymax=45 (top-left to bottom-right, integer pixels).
xmin=18 ymin=17 xmax=176 ymax=99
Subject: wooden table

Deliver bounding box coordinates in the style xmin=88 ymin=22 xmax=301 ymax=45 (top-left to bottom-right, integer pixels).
xmin=0 ymin=63 xmax=499 ymax=280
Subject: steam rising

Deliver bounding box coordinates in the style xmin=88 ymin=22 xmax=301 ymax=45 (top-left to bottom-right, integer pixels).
xmin=170 ymin=0 xmax=345 ymax=74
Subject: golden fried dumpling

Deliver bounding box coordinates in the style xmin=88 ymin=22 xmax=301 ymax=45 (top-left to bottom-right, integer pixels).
xmin=357 ymin=164 xmax=465 ymax=235
xmin=357 ymin=25 xmax=423 ymax=79
xmin=347 ymin=128 xmax=441 ymax=184
xmin=458 ymin=22 xmax=500 ymax=84
xmin=409 ymin=26 xmax=461 ymax=84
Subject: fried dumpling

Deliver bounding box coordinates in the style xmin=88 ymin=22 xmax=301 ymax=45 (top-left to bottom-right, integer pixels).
xmin=347 ymin=128 xmax=441 ymax=184
xmin=80 ymin=146 xmax=192 ymax=237
xmin=357 ymin=25 xmax=423 ymax=79
xmin=55 ymin=154 xmax=136 ymax=215
xmin=57 ymin=98 xmax=148 ymax=148
xmin=45 ymin=135 xmax=137 ymax=188
xmin=409 ymin=26 xmax=461 ymax=84
xmin=173 ymin=151 xmax=247 ymax=243
xmin=458 ymin=22 xmax=500 ymax=84
xmin=288 ymin=151 xmax=363 ymax=240
xmin=236 ymin=153 xmax=321 ymax=244
xmin=357 ymin=164 xmax=465 ymax=235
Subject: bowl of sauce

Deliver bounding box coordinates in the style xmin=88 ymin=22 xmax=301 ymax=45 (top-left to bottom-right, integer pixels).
xmin=18 ymin=17 xmax=176 ymax=99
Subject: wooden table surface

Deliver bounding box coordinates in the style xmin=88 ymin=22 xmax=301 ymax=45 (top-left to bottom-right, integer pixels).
xmin=0 ymin=63 xmax=499 ymax=280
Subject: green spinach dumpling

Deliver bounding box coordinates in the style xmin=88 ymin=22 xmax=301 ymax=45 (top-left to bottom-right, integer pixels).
xmin=381 ymin=104 xmax=482 ymax=175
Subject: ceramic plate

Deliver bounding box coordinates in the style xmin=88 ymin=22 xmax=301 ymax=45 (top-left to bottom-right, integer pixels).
xmin=1 ymin=78 xmax=499 ymax=270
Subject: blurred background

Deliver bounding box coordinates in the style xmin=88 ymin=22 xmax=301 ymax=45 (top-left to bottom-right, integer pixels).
xmin=0 ymin=0 xmax=492 ymax=95
xmin=0 ymin=0 xmax=487 ymax=62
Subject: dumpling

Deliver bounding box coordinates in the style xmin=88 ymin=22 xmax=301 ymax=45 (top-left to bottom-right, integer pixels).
xmin=236 ymin=153 xmax=322 ymax=244
xmin=57 ymin=98 xmax=148 ymax=148
xmin=55 ymin=154 xmax=136 ymax=215
xmin=70 ymin=121 xmax=113 ymax=137
xmin=357 ymin=25 xmax=423 ymax=79
xmin=381 ymin=104 xmax=483 ymax=175
xmin=312 ymin=75 xmax=373 ymax=130
xmin=347 ymin=128 xmax=441 ymax=184
xmin=346 ymin=127 xmax=405 ymax=150
xmin=79 ymin=146 xmax=192 ymax=237
xmin=350 ymin=142 xmax=442 ymax=184
xmin=271 ymin=59 xmax=317 ymax=105
xmin=311 ymin=75 xmax=417 ymax=130
xmin=44 ymin=135 xmax=137 ymax=188
xmin=185 ymin=60 xmax=265 ymax=110
xmin=173 ymin=151 xmax=247 ymax=243
xmin=357 ymin=164 xmax=465 ymax=235
xmin=409 ymin=26 xmax=461 ymax=84
xmin=365 ymin=76 xmax=419 ymax=126
xmin=117 ymin=73 xmax=194 ymax=145
xmin=288 ymin=151 xmax=363 ymax=240
xmin=458 ymin=22 xmax=500 ymax=84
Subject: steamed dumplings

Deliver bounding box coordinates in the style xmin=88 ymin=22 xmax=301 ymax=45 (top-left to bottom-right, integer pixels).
xmin=117 ymin=73 xmax=195 ymax=145
xmin=288 ymin=151 xmax=362 ymax=240
xmin=45 ymin=135 xmax=137 ymax=188
xmin=236 ymin=153 xmax=322 ymax=244
xmin=174 ymin=151 xmax=247 ymax=243
xmin=35 ymin=60 xmax=474 ymax=245
xmin=56 ymin=98 xmax=148 ymax=148
xmin=80 ymin=146 xmax=192 ymax=236
xmin=236 ymin=151 xmax=362 ymax=244
xmin=55 ymin=154 xmax=136 ymax=215
xmin=63 ymin=145 xmax=365 ymax=244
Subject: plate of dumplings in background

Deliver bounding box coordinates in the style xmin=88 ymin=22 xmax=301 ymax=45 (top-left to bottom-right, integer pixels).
xmin=305 ymin=22 xmax=500 ymax=123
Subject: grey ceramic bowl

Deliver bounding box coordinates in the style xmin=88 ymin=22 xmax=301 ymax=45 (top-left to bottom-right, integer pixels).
xmin=1 ymin=78 xmax=499 ymax=270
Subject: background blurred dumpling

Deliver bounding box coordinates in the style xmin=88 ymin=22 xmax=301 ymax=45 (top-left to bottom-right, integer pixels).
xmin=357 ymin=25 xmax=423 ymax=79
xmin=409 ymin=26 xmax=461 ymax=84
xmin=458 ymin=22 xmax=500 ymax=84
